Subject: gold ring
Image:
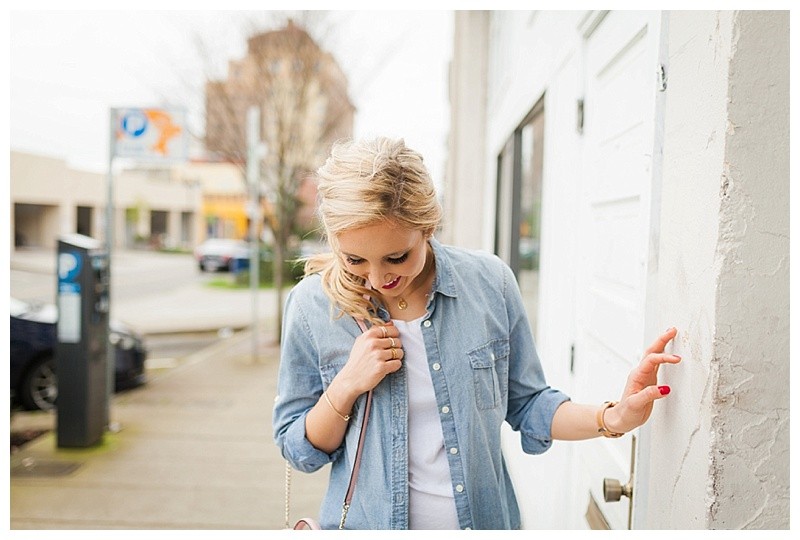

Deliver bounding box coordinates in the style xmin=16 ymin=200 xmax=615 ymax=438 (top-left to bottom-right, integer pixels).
xmin=380 ymin=326 xmax=388 ymax=338
xmin=391 ymin=348 xmax=398 ymax=360
xmin=389 ymin=337 xmax=396 ymax=348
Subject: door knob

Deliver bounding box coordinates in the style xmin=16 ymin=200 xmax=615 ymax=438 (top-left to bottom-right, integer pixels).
xmin=603 ymin=478 xmax=632 ymax=502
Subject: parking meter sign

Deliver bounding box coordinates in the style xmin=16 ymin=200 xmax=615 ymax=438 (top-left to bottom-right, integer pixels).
xmin=57 ymin=252 xmax=82 ymax=343
xmin=112 ymin=107 xmax=188 ymax=161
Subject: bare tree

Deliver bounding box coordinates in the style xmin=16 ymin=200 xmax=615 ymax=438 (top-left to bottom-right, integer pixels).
xmin=203 ymin=12 xmax=354 ymax=341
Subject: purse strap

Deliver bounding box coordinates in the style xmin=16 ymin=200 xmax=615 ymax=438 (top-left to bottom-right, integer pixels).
xmin=339 ymin=318 xmax=372 ymax=529
xmin=283 ymin=318 xmax=374 ymax=530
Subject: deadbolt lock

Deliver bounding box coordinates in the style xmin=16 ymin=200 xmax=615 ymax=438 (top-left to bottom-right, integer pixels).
xmin=603 ymin=478 xmax=633 ymax=502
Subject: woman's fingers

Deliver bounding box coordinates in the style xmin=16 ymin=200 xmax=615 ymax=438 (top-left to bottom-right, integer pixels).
xmin=644 ymin=327 xmax=678 ymax=355
xmin=370 ymin=324 xmax=403 ymax=359
xmin=626 ymin=352 xmax=681 ymax=395
xmin=616 ymin=328 xmax=680 ymax=430
xmin=624 ymin=384 xmax=672 ymax=414
xmin=641 ymin=352 xmax=682 ymax=371
xmin=363 ymin=323 xmax=405 ymax=374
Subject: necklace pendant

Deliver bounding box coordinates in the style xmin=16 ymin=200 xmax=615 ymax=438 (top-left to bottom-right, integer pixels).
xmin=398 ymin=298 xmax=408 ymax=310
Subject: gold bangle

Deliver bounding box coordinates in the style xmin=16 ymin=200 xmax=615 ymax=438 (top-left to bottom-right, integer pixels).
xmin=597 ymin=401 xmax=625 ymax=438
xmin=323 ymin=391 xmax=351 ymax=422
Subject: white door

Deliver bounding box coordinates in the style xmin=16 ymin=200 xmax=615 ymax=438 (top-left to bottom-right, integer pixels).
xmin=572 ymin=10 xmax=664 ymax=529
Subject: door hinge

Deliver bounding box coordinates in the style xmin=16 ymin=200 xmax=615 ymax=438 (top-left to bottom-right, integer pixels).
xmin=570 ymin=343 xmax=576 ymax=373
xmin=657 ymin=64 xmax=667 ymax=92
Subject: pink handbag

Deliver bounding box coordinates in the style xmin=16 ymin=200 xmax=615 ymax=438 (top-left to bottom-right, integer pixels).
xmin=284 ymin=319 xmax=374 ymax=530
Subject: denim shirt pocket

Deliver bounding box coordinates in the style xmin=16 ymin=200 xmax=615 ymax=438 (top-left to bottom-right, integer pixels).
xmin=467 ymin=338 xmax=510 ymax=410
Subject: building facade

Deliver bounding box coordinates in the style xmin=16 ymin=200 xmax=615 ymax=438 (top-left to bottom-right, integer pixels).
xmin=10 ymin=151 xmax=202 ymax=251
xmin=205 ymin=20 xmax=354 ymax=170
xmin=203 ymin=20 xmax=354 ymax=243
xmin=444 ymin=10 xmax=789 ymax=529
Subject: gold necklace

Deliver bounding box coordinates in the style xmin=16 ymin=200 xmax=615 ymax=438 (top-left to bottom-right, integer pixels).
xmin=397 ymin=252 xmax=434 ymax=310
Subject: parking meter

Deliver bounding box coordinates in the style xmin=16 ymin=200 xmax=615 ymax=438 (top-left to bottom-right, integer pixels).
xmin=55 ymin=234 xmax=110 ymax=448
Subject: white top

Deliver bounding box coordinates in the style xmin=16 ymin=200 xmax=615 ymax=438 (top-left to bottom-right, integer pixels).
xmin=393 ymin=316 xmax=459 ymax=530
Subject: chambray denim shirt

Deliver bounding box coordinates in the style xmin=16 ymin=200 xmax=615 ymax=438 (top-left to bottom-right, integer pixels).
xmin=272 ymin=238 xmax=570 ymax=530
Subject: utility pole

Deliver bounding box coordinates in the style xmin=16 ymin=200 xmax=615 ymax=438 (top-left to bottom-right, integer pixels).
xmin=246 ymin=106 xmax=262 ymax=362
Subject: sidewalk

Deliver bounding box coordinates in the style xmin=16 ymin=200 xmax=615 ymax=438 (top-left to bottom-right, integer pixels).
xmin=9 ymin=325 xmax=329 ymax=529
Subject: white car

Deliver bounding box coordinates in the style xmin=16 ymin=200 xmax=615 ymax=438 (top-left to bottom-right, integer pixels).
xmin=194 ymin=238 xmax=250 ymax=272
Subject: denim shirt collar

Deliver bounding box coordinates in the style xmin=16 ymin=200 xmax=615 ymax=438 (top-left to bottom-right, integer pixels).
xmin=428 ymin=236 xmax=458 ymax=300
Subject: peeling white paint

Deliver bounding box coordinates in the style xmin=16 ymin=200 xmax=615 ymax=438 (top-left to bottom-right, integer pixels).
xmin=646 ymin=10 xmax=788 ymax=530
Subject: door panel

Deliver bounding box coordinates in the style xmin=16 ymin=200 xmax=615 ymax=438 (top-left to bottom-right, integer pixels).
xmin=575 ymin=10 xmax=661 ymax=529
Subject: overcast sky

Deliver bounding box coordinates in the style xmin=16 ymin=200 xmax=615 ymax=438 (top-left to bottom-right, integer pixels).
xmin=9 ymin=9 xmax=453 ymax=185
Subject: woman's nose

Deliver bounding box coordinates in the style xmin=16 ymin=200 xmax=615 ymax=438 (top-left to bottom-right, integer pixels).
xmin=368 ymin=268 xmax=392 ymax=287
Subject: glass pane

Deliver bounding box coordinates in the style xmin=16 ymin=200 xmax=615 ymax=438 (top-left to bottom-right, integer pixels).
xmin=495 ymin=137 xmax=515 ymax=262
xmin=518 ymin=111 xmax=544 ymax=336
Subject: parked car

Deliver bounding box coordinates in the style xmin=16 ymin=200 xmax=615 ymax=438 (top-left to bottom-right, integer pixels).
xmin=194 ymin=238 xmax=250 ymax=272
xmin=10 ymin=297 xmax=147 ymax=411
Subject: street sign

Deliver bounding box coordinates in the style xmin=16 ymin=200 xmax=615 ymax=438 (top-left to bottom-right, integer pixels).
xmin=112 ymin=107 xmax=188 ymax=161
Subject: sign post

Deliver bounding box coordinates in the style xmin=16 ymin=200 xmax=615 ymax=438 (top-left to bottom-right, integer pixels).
xmin=247 ymin=106 xmax=263 ymax=363
xmin=104 ymin=107 xmax=188 ymax=427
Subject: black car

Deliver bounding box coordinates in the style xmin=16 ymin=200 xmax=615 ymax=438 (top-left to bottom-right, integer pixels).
xmin=10 ymin=297 xmax=147 ymax=411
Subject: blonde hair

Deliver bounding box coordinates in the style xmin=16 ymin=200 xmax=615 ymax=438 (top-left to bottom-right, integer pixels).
xmin=305 ymin=137 xmax=442 ymax=324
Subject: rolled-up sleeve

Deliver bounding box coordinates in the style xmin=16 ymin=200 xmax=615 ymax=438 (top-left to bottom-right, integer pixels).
xmin=272 ymin=284 xmax=344 ymax=472
xmin=500 ymin=262 xmax=571 ymax=455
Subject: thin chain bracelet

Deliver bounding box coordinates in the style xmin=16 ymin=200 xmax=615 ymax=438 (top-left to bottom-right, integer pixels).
xmin=324 ymin=391 xmax=352 ymax=422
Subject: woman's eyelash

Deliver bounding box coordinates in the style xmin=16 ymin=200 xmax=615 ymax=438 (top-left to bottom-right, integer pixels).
xmin=345 ymin=253 xmax=408 ymax=265
xmin=388 ymin=253 xmax=409 ymax=264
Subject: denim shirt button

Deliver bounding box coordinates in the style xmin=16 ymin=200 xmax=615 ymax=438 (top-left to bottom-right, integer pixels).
xmin=441 ymin=405 xmax=450 ymax=414
xmin=432 ymin=362 xmax=441 ymax=371
xmin=423 ymin=320 xmax=432 ymax=328
xmin=455 ymin=484 xmax=464 ymax=493
xmin=449 ymin=447 xmax=458 ymax=455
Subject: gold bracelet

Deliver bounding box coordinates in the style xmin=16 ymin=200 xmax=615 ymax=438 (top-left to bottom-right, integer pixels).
xmin=323 ymin=391 xmax=351 ymax=422
xmin=597 ymin=401 xmax=625 ymax=438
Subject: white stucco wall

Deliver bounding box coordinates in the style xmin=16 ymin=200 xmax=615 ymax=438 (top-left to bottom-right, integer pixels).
xmin=643 ymin=10 xmax=789 ymax=529
xmin=709 ymin=10 xmax=790 ymax=529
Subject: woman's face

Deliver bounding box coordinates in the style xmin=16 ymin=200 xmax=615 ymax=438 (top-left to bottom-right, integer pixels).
xmin=336 ymin=221 xmax=430 ymax=302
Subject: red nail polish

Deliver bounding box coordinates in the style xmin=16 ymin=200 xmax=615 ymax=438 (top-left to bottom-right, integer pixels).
xmin=659 ymin=385 xmax=671 ymax=395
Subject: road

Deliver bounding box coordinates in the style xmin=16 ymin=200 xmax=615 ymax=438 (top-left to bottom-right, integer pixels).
xmin=10 ymin=248 xmax=280 ymax=371
xmin=11 ymin=248 xmax=204 ymax=306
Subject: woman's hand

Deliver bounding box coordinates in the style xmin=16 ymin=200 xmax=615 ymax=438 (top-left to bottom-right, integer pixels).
xmin=333 ymin=322 xmax=404 ymax=402
xmin=306 ymin=322 xmax=403 ymax=453
xmin=604 ymin=327 xmax=681 ymax=434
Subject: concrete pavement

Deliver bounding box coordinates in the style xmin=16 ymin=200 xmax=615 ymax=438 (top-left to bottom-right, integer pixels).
xmin=8 ymin=249 xmax=330 ymax=529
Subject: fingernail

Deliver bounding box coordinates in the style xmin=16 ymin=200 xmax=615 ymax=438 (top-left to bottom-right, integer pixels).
xmin=673 ymin=355 xmax=681 ymax=360
xmin=659 ymin=386 xmax=671 ymax=395
xmin=666 ymin=327 xmax=675 ymax=333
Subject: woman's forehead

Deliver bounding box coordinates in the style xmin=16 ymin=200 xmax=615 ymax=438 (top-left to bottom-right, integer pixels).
xmin=337 ymin=221 xmax=421 ymax=257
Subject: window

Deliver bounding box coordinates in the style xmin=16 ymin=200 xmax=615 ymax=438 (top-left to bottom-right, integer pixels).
xmin=495 ymin=98 xmax=545 ymax=336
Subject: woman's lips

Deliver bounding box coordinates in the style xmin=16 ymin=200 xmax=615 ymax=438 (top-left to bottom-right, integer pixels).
xmin=382 ymin=276 xmax=401 ymax=290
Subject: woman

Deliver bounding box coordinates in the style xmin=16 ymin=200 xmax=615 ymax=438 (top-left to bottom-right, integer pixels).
xmin=273 ymin=137 xmax=680 ymax=530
